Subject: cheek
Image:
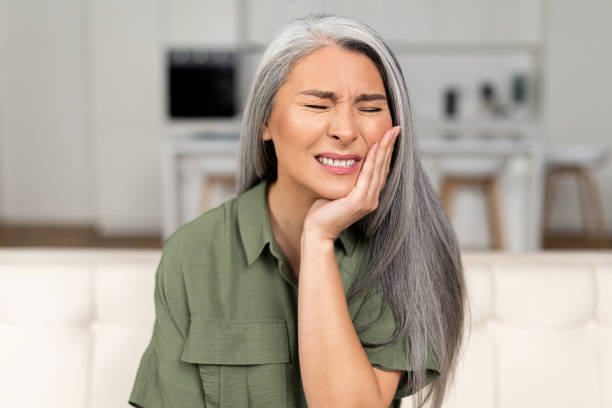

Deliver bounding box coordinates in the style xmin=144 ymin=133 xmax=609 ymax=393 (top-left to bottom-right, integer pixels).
xmin=275 ymin=112 xmax=326 ymax=148
xmin=271 ymin=129 xmax=313 ymax=164
xmin=361 ymin=118 xmax=392 ymax=147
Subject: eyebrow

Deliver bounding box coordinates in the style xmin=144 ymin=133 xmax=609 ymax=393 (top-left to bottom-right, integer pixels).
xmin=298 ymin=89 xmax=387 ymax=103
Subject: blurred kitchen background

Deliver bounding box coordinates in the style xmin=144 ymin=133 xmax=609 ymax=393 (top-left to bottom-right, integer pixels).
xmin=0 ymin=0 xmax=610 ymax=252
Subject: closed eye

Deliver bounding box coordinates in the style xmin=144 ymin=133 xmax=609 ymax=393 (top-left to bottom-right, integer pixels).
xmin=305 ymin=105 xmax=382 ymax=112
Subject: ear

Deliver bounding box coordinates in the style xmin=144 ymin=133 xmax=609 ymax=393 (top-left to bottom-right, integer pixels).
xmin=262 ymin=122 xmax=272 ymax=142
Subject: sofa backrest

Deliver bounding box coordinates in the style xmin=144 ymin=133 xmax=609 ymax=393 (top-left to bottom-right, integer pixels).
xmin=0 ymin=249 xmax=610 ymax=408
xmin=435 ymin=252 xmax=612 ymax=408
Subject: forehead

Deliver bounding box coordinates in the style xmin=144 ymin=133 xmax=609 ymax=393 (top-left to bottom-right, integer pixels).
xmin=284 ymin=45 xmax=385 ymax=92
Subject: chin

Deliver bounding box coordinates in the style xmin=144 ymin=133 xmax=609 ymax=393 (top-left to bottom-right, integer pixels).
xmin=313 ymin=178 xmax=355 ymax=200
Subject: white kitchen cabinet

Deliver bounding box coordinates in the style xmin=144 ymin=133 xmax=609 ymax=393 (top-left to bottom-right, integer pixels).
xmin=433 ymin=0 xmax=489 ymax=43
xmin=247 ymin=0 xmax=542 ymax=47
xmin=246 ymin=0 xmax=327 ymax=45
xmin=161 ymin=0 xmax=241 ymax=47
xmin=247 ymin=0 xmax=412 ymax=45
xmin=161 ymin=132 xmax=241 ymax=240
xmin=432 ymin=0 xmax=541 ymax=46
xmin=384 ymin=0 xmax=436 ymax=43
xmin=247 ymin=0 xmax=432 ymax=44
xmin=487 ymin=0 xmax=542 ymax=45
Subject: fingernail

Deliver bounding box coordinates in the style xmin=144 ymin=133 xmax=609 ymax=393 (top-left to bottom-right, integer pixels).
xmin=393 ymin=127 xmax=401 ymax=138
xmin=373 ymin=143 xmax=379 ymax=153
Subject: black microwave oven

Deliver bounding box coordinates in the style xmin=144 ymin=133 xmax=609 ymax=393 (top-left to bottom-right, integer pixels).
xmin=167 ymin=49 xmax=237 ymax=118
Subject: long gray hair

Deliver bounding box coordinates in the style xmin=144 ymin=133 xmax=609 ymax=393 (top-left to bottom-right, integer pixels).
xmin=236 ymin=13 xmax=469 ymax=408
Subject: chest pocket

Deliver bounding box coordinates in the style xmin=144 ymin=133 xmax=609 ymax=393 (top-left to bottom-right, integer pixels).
xmin=180 ymin=317 xmax=291 ymax=408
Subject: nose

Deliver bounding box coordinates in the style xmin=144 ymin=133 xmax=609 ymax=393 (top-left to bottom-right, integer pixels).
xmin=328 ymin=106 xmax=357 ymax=143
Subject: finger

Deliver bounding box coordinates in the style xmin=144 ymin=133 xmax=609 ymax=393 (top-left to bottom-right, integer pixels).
xmin=371 ymin=127 xmax=399 ymax=203
xmin=384 ymin=128 xmax=399 ymax=177
xmin=367 ymin=127 xmax=395 ymax=204
xmin=353 ymin=140 xmax=378 ymax=203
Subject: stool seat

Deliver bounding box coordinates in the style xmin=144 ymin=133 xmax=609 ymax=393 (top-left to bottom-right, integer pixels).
xmin=438 ymin=156 xmax=506 ymax=250
xmin=437 ymin=157 xmax=507 ymax=177
xmin=543 ymin=144 xmax=610 ymax=248
xmin=546 ymin=144 xmax=610 ymax=169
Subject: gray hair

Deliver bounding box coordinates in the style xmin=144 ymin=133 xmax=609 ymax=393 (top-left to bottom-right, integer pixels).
xmin=236 ymin=13 xmax=469 ymax=408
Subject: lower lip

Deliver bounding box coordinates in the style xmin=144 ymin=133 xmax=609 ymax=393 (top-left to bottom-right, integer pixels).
xmin=315 ymin=157 xmax=360 ymax=175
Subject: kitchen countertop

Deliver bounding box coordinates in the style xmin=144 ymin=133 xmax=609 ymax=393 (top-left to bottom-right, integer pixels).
xmin=164 ymin=116 xmax=543 ymax=159
xmin=162 ymin=118 xmax=545 ymax=252
xmin=164 ymin=115 xmax=542 ymax=139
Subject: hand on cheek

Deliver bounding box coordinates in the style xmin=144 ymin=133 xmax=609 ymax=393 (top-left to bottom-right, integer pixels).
xmin=361 ymin=125 xmax=400 ymax=208
xmin=302 ymin=125 xmax=401 ymax=242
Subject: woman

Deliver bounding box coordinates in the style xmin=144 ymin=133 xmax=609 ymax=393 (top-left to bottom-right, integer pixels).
xmin=129 ymin=13 xmax=468 ymax=408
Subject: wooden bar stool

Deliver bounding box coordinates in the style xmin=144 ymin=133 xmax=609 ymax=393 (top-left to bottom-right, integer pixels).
xmin=543 ymin=145 xmax=610 ymax=248
xmin=438 ymin=157 xmax=507 ymax=250
xmin=200 ymin=174 xmax=237 ymax=214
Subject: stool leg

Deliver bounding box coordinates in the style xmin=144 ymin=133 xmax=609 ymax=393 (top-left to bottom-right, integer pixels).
xmin=577 ymin=167 xmax=609 ymax=248
xmin=486 ymin=179 xmax=504 ymax=250
xmin=543 ymin=169 xmax=560 ymax=240
xmin=441 ymin=178 xmax=455 ymax=219
xmin=574 ymin=168 xmax=595 ymax=243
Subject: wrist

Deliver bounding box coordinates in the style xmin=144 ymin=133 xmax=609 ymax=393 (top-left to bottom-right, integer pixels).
xmin=300 ymin=229 xmax=335 ymax=250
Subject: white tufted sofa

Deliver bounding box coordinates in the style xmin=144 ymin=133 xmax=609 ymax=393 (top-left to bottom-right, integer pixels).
xmin=0 ymin=248 xmax=611 ymax=408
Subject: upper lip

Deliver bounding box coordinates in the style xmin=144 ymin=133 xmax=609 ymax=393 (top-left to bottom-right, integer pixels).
xmin=315 ymin=152 xmax=362 ymax=161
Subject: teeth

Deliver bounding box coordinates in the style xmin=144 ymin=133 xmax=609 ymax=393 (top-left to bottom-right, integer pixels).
xmin=316 ymin=156 xmax=356 ymax=168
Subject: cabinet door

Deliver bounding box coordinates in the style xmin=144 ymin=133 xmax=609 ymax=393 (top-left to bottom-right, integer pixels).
xmin=432 ymin=0 xmax=488 ymax=43
xmin=246 ymin=0 xmax=329 ymax=45
xmin=246 ymin=0 xmax=541 ymax=47
xmin=431 ymin=0 xmax=541 ymax=45
xmin=488 ymin=0 xmax=542 ymax=45
xmin=247 ymin=0 xmax=417 ymax=45
xmin=375 ymin=0 xmax=436 ymax=43
xmin=163 ymin=0 xmax=240 ymax=46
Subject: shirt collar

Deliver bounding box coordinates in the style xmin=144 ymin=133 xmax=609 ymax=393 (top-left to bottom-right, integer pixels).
xmin=237 ymin=178 xmax=359 ymax=266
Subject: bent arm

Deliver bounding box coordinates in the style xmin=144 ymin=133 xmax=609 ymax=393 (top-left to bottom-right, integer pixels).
xmin=297 ymin=234 xmax=388 ymax=408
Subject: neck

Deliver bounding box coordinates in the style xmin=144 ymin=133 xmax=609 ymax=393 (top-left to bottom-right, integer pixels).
xmin=266 ymin=177 xmax=317 ymax=258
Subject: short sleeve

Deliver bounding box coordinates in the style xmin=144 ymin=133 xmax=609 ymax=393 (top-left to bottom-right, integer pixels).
xmin=353 ymin=285 xmax=440 ymax=402
xmin=128 ymin=246 xmax=205 ymax=408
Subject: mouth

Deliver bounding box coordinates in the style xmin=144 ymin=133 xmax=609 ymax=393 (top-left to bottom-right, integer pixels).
xmin=314 ymin=152 xmax=362 ymax=165
xmin=314 ymin=155 xmax=360 ymax=168
xmin=314 ymin=154 xmax=361 ymax=174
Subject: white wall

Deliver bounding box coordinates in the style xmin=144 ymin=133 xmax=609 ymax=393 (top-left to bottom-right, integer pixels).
xmin=87 ymin=0 xmax=163 ymax=235
xmin=0 ymin=0 xmax=609 ymax=241
xmin=543 ymin=0 xmax=612 ymax=232
xmin=0 ymin=0 xmax=90 ymax=225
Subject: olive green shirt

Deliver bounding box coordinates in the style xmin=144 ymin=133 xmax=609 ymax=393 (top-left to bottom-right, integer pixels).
xmin=128 ymin=178 xmax=439 ymax=408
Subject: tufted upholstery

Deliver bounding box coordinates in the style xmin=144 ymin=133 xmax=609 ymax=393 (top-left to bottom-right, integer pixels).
xmin=0 ymin=248 xmax=611 ymax=408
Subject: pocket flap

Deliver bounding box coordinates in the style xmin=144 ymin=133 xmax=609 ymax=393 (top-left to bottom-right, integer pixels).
xmin=180 ymin=317 xmax=290 ymax=365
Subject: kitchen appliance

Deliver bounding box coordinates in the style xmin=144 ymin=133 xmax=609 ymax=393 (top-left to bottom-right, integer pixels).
xmin=167 ymin=49 xmax=237 ymax=118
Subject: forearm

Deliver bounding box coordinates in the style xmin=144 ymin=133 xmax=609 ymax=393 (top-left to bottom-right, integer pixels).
xmin=297 ymin=233 xmax=383 ymax=408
